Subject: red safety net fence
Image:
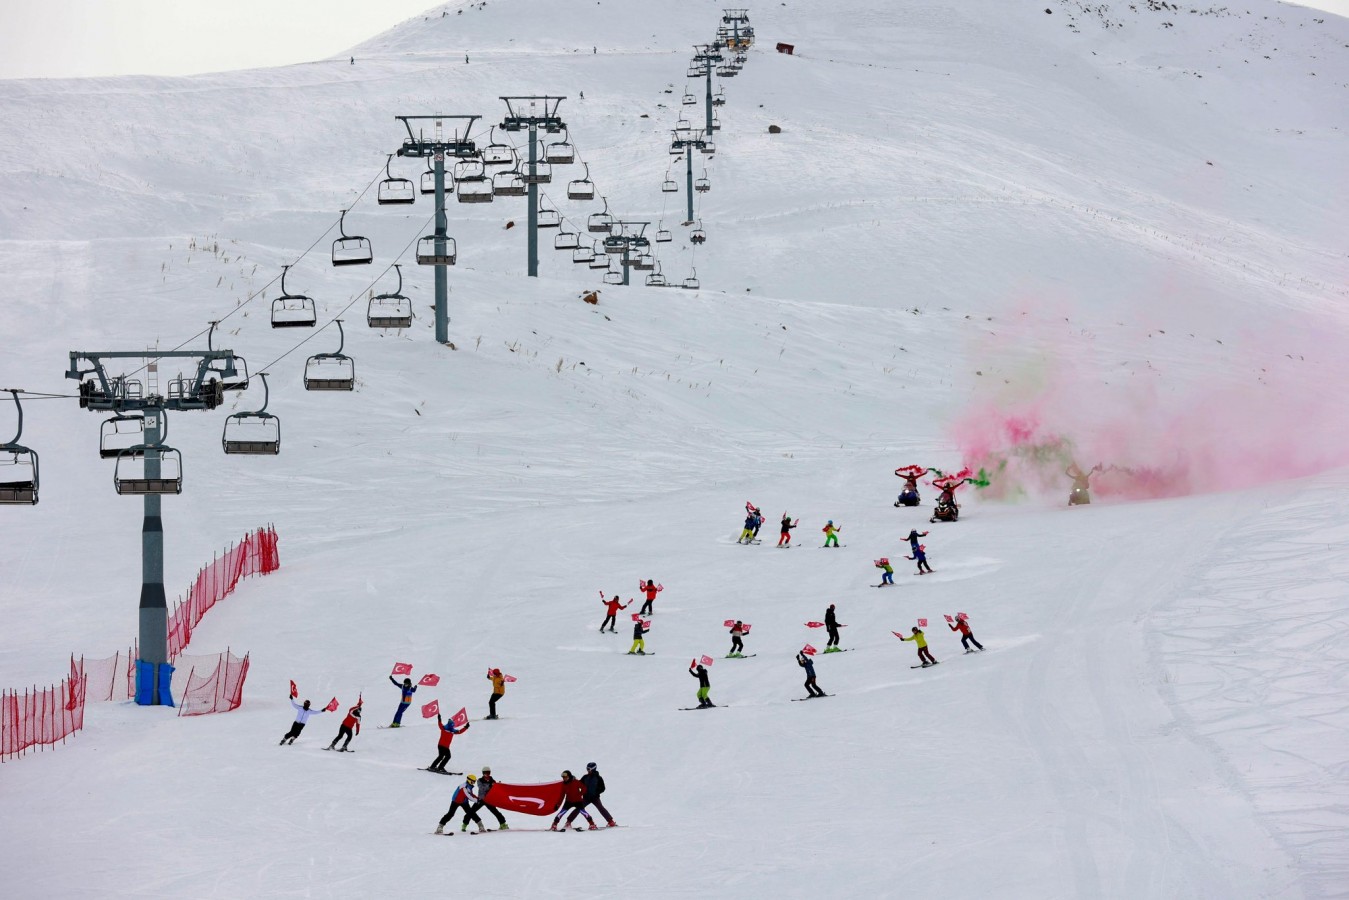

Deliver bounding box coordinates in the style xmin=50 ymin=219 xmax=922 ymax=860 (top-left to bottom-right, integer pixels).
xmin=2 ymin=526 xmax=278 ymax=761
xmin=177 ymin=650 xmax=251 ymax=717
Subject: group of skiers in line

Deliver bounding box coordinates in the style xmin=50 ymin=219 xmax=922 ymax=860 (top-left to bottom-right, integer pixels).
xmin=737 ymin=504 xmax=837 ymax=548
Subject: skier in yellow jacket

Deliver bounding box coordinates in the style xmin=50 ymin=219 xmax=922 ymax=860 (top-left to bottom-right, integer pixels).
xmin=899 ymin=626 xmax=938 ymax=667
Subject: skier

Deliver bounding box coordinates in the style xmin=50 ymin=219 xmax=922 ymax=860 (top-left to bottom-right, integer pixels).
xmin=471 ymin=766 xmax=509 ymax=830
xmin=628 ymin=617 xmax=649 ymax=655
xmin=349 ymin=56 xmax=354 ymax=65
xmin=1066 ymin=463 xmax=1101 ymax=506
xmin=486 ymin=669 xmax=506 ymax=720
xmin=571 ymin=761 xmax=617 ymax=828
xmin=279 ymin=697 xmax=327 ymax=745
xmin=905 ymin=536 xmax=933 ymax=575
xmin=822 ymin=520 xmax=841 ymax=548
xmin=797 ymin=650 xmax=825 ymax=697
xmin=388 ymin=675 xmax=417 ymax=727
xmin=600 ymin=594 xmax=629 ymax=632
xmin=949 ymin=613 xmax=985 ymax=652
xmin=750 ymin=506 xmax=765 ymax=540
xmin=435 ymin=774 xmax=487 ymax=834
xmin=550 ymin=770 xmax=595 ymax=830
xmin=874 ymin=557 xmax=895 ymax=586
xmin=465 ymin=54 xmax=470 ymax=64
xmin=689 ymin=661 xmax=713 ymax=707
xmin=777 ymin=514 xmax=798 ymax=547
xmin=824 ymin=604 xmax=842 ymax=651
xmin=900 ymin=627 xmax=938 ymax=667
xmin=638 ymin=579 xmax=662 ymax=616
xmin=738 ymin=510 xmax=757 ymax=544
xmin=326 ymin=700 xmax=362 ymax=751
xmin=428 ymin=712 xmax=470 ymax=773
xmin=727 ymin=620 xmax=747 ymax=658
xmin=905 ymin=529 xmax=929 ymax=555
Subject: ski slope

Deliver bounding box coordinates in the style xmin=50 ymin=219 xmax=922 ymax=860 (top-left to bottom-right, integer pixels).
xmin=1 ymin=1 xmax=1347 ymax=897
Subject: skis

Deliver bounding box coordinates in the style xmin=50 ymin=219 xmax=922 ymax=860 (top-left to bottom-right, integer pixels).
xmin=791 ymin=694 xmax=833 ymax=701
xmin=323 ymin=747 xmax=356 ymax=752
xmin=678 ymin=705 xmax=721 ymax=711
xmin=871 ymin=583 xmax=895 ymax=588
xmin=422 ymin=768 xmax=463 ymax=775
xmin=723 ymin=654 xmax=756 ymax=659
xmin=736 ymin=540 xmax=762 ymax=545
xmin=821 ymin=648 xmax=852 ymax=654
xmin=625 ymin=652 xmax=655 ymax=656
xmin=910 ymin=663 xmax=940 ymax=669
xmin=818 ymin=545 xmax=846 ymax=548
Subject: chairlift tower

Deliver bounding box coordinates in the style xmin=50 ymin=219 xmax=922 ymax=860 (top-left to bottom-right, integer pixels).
xmin=64 ymin=347 xmax=240 ymax=706
xmin=670 ymin=129 xmax=711 ymax=225
xmin=394 ymin=115 xmax=481 ymax=344
xmin=499 ymin=96 xmax=567 ymax=278
xmin=722 ymin=9 xmax=752 ymax=48
xmin=689 ymin=45 xmax=724 ymax=138
xmin=606 ymin=222 xmax=652 ymax=286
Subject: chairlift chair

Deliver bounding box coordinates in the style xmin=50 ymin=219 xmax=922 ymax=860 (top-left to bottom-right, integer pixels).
xmin=453 ymin=158 xmax=487 ymax=182
xmin=416 ymin=235 xmax=457 ymax=266
xmin=588 ymin=198 xmax=616 ymax=234
xmin=655 ymin=225 xmax=673 ymax=243
xmin=114 ymin=445 xmax=182 ymax=495
xmin=331 ymin=210 xmax=374 ymax=266
xmin=662 ymin=177 xmax=678 ymax=194
xmin=700 ymin=141 xmax=717 ymax=156
xmin=681 ymin=269 xmax=701 ymax=290
xmin=99 ymin=413 xmax=146 ymax=459
xmin=367 ymin=264 xmax=413 ymax=329
xmin=536 ymin=204 xmax=561 ymax=229
xmin=457 ymin=179 xmax=495 ymax=203
xmin=544 ymin=133 xmax=576 ymax=165
xmin=588 ymin=244 xmax=610 ymax=269
xmin=644 ymin=266 xmax=667 ymax=287
xmin=377 ymin=155 xmax=416 ymax=205
xmin=711 ymin=116 xmax=722 ymax=131
xmin=713 ymin=90 xmax=726 ymax=107
xmin=669 ymin=142 xmax=685 ymax=157
xmin=206 ymin=321 xmax=249 ymax=391
xmin=603 ymin=268 xmax=624 ymax=286
xmin=304 ymin=320 xmax=356 ymax=392
xmin=521 ymin=161 xmax=553 ymax=185
xmin=690 ymin=223 xmax=707 ymax=244
xmin=603 ymin=235 xmax=627 ymax=255
xmin=271 ymin=265 xmax=317 ymax=328
xmin=420 ymin=159 xmax=444 ymax=195
xmin=0 ymin=390 xmax=39 ymax=505
xmin=695 ymin=174 xmax=711 ymax=193
xmin=493 ymin=170 xmax=527 ymax=197
xmin=634 ymin=254 xmax=655 ymax=271
xmin=675 ymin=117 xmax=692 ymax=132
xmin=222 ymin=373 xmax=280 ymax=455
xmin=554 ymin=230 xmax=580 ymax=251
xmin=686 ymin=65 xmax=703 ymax=79
xmin=572 ymin=245 xmax=596 ymax=264
xmin=481 ymin=129 xmax=516 ymax=166
xmin=682 ymin=91 xmax=697 ymax=106
xmin=567 ymin=163 xmax=596 ymax=201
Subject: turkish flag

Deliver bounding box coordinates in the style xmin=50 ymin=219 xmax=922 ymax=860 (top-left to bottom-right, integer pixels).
xmin=324 ymin=697 xmax=339 ymax=712
xmin=918 ymin=618 xmax=928 ymax=628
xmin=422 ymin=699 xmax=439 ymax=718
xmin=504 ymin=675 xmax=517 ymax=683
xmin=892 ymin=631 xmax=906 ymax=639
xmin=632 ymin=613 xmax=642 ymax=621
xmin=700 ymin=655 xmax=714 ymax=667
xmin=451 ymin=707 xmax=469 ymax=728
xmin=289 ymin=680 xmax=298 ymax=698
xmin=742 ymin=623 xmax=752 ymax=634
xmin=944 ymin=615 xmax=954 ymax=623
xmin=391 ymin=662 xmax=413 ymax=676
xmin=481 ymin=780 xmax=566 ymax=817
xmin=418 ymin=674 xmax=440 ymax=687
xmin=802 ymin=644 xmax=817 ymax=656
xmin=805 ymin=621 xmax=823 ymax=628
xmin=723 ymin=619 xmax=735 ymax=627
xmin=957 ymin=612 xmax=968 ymax=620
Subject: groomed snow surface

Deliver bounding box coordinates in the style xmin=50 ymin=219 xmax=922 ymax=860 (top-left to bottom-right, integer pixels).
xmin=2 ymin=1 xmax=1348 ymax=897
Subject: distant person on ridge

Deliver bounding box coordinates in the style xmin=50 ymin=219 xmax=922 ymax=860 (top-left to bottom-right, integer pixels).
xmin=600 ymin=594 xmax=630 ymax=633
xmin=389 ymin=676 xmax=417 ymax=727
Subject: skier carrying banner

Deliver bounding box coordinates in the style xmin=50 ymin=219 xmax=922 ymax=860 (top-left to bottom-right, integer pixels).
xmin=388 ymin=676 xmax=416 ymax=727
xmin=728 ymin=620 xmax=747 ymax=657
xmin=435 ymin=774 xmax=487 ymax=834
xmin=600 ymin=594 xmax=630 ymax=633
xmin=428 ymin=713 xmax=470 ymax=773
xmin=280 ymin=697 xmax=327 ymax=745
xmin=638 ymin=579 xmax=662 ymax=615
xmin=573 ymin=762 xmax=617 ymax=828
xmin=690 ymin=661 xmax=714 ymax=707
xmin=550 ymin=770 xmax=596 ymax=830
xmin=470 ymin=766 xmax=509 ymax=830
xmin=797 ymin=651 xmax=826 ymax=697
xmin=326 ymin=700 xmax=362 ymax=750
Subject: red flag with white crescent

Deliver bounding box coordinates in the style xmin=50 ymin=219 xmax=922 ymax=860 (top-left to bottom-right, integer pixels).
xmin=481 ymin=780 xmax=566 ymax=816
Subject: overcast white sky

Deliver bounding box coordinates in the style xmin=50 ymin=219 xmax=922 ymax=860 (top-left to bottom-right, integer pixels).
xmin=0 ymin=0 xmax=1345 ymax=80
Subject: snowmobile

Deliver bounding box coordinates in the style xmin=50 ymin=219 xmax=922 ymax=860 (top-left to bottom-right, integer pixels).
xmin=1069 ymin=486 xmax=1091 ymax=506
xmin=929 ymin=500 xmax=959 ymax=523
xmin=894 ymin=489 xmax=921 ymax=507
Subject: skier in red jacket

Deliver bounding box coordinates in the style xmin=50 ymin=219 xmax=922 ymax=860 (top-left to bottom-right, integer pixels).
xmin=638 ymin=579 xmax=662 ymax=616
xmin=600 ymin=595 xmax=629 ymax=633
xmin=326 ymin=701 xmax=362 ymax=751
xmin=949 ymin=613 xmax=985 ymax=652
xmin=550 ymin=770 xmax=596 ymax=830
xmin=427 ymin=714 xmax=470 ymax=773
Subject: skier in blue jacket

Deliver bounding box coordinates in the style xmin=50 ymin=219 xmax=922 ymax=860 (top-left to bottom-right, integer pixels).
xmin=389 ymin=676 xmax=416 ymax=727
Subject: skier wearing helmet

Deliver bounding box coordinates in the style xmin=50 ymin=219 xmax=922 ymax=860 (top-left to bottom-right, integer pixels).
xmin=486 ymin=669 xmax=506 ymax=720
xmin=435 ymin=773 xmax=486 ymax=834
xmin=822 ymin=520 xmax=841 ymax=548
xmin=576 ymin=762 xmax=616 ymax=827
xmin=551 ymin=770 xmax=595 ymax=831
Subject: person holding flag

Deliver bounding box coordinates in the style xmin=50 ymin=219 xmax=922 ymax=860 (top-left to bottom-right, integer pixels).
xmin=875 ymin=557 xmax=895 ymax=586
xmin=727 ymin=621 xmax=747 ymax=658
xmin=279 ymin=696 xmax=329 ymax=746
xmin=628 ymin=617 xmax=650 ymax=655
xmin=777 ymin=513 xmax=798 ymax=547
xmin=899 ymin=626 xmax=939 ymax=667
xmin=797 ymin=650 xmax=826 ymax=698
xmin=486 ymin=669 xmax=506 ymax=720
xmin=689 ymin=660 xmax=713 ymax=708
xmin=824 ymin=604 xmax=842 ymax=651
xmin=949 ymin=613 xmax=985 ymax=652
xmin=550 ymin=770 xmax=596 ymax=831
xmin=469 ymin=766 xmax=509 ymax=830
xmin=388 ymin=674 xmax=417 ymax=727
xmin=435 ymin=774 xmax=487 ymax=834
xmin=822 ymin=520 xmax=841 ymax=548
xmin=428 ymin=711 xmax=470 ymax=773
xmin=599 ymin=594 xmax=630 ymax=633
xmin=326 ymin=699 xmax=362 ymax=751
xmin=638 ymin=579 xmax=662 ymax=616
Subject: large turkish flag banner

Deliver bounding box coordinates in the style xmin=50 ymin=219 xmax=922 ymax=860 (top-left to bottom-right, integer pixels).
xmin=481 ymin=780 xmax=566 ymax=816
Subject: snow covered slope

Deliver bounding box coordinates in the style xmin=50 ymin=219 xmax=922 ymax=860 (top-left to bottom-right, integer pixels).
xmin=1 ymin=1 xmax=1347 ymax=897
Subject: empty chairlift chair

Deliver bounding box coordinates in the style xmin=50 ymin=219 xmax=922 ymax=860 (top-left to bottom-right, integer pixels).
xmin=655 ymin=222 xmax=673 ymax=243
xmin=537 ymin=203 xmax=562 ymax=229
xmin=645 ymin=263 xmax=667 ymax=287
xmin=521 ymin=160 xmax=553 ymax=185
xmin=603 ymin=267 xmax=624 ymax=286
xmin=0 ymin=390 xmax=39 ymax=505
xmin=114 ymin=415 xmax=181 ymax=496
xmin=304 ymin=320 xmax=356 ymax=392
xmin=662 ymin=173 xmax=678 ymax=193
xmin=681 ymin=268 xmax=701 ymax=290
xmin=588 ymin=243 xmax=610 ymax=269
xmin=481 ymin=128 xmax=517 ymax=167
xmin=332 ymin=209 xmax=374 ymax=266
xmin=545 ymin=131 xmax=575 ymax=165
xmin=493 ymin=169 xmax=527 ymax=197
xmin=377 ymin=154 xmax=416 ymax=205
xmin=588 ymin=198 xmax=616 ymax=234
xmin=572 ymin=244 xmax=596 ymax=264
xmin=99 ymin=412 xmax=145 ymax=459
xmin=567 ymin=163 xmax=596 ymax=201
xmin=675 ymin=116 xmax=692 ymax=133
xmin=420 ymin=159 xmax=445 ymax=196
xmin=207 ymin=321 xmax=249 ymax=391
xmin=416 ymin=234 xmax=457 ymax=266
xmin=634 ymin=254 xmax=655 ymax=272
xmin=367 ymin=264 xmax=413 ymax=329
xmin=271 ymin=265 xmax=317 ymax=328
xmin=682 ymin=89 xmax=698 ymax=106
xmin=554 ymin=230 xmax=580 ymax=251
xmin=455 ymin=158 xmax=493 ymax=203
xmin=222 ymin=373 xmax=280 ymax=455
